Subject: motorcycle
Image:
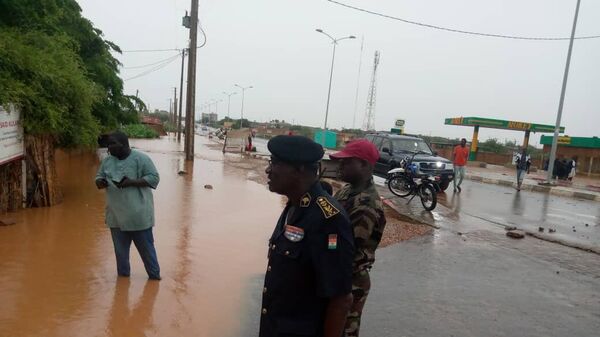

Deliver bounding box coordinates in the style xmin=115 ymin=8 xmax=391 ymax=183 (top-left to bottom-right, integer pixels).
xmin=386 ymin=151 xmax=440 ymax=211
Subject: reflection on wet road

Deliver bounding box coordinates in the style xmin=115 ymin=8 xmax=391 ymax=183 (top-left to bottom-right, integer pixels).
xmin=0 ymin=136 xmax=280 ymax=337
xmin=437 ymin=181 xmax=600 ymax=248
xmin=373 ymin=173 xmax=600 ymax=249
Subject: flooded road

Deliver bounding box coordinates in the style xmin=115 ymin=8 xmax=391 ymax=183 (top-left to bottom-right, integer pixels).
xmin=0 ymin=136 xmax=281 ymax=337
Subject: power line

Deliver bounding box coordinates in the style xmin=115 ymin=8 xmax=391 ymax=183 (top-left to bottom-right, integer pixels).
xmin=198 ymin=24 xmax=208 ymax=48
xmin=124 ymin=53 xmax=182 ymax=81
xmin=120 ymin=30 xmax=206 ymax=53
xmin=119 ymin=18 xmax=208 ymax=53
xmin=122 ymin=53 xmax=182 ymax=69
xmin=326 ymin=0 xmax=600 ymax=41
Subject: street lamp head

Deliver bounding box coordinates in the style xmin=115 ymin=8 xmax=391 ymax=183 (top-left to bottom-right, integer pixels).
xmin=349 ymin=35 xmax=356 ymax=39
xmin=249 ymin=86 xmax=254 ymax=89
xmin=316 ymin=29 xmax=323 ymax=33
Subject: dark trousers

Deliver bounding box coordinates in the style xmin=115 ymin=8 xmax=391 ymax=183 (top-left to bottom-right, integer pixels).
xmin=110 ymin=227 xmax=160 ymax=279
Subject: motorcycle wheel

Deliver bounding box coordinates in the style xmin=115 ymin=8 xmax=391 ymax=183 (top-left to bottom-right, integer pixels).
xmin=420 ymin=184 xmax=437 ymax=211
xmin=388 ymin=176 xmax=412 ymax=197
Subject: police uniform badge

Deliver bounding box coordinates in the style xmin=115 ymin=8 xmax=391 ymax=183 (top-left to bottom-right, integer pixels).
xmin=300 ymin=193 xmax=311 ymax=208
xmin=284 ymin=225 xmax=305 ymax=242
xmin=316 ymin=196 xmax=340 ymax=219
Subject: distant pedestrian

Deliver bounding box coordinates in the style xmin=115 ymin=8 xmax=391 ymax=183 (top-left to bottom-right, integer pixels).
xmin=452 ymin=138 xmax=469 ymax=192
xmin=246 ymin=134 xmax=253 ymax=152
xmin=95 ymin=131 xmax=161 ymax=280
xmin=568 ymin=157 xmax=577 ymax=181
xmin=260 ymin=135 xmax=354 ymax=337
xmin=330 ymin=139 xmax=387 ymax=337
xmin=515 ymin=148 xmax=531 ymax=191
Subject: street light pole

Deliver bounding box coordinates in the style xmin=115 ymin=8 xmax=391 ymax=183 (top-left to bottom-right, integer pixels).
xmin=545 ymin=0 xmax=581 ymax=183
xmin=315 ymin=29 xmax=355 ymax=146
xmin=234 ymin=84 xmax=253 ymax=128
xmin=223 ymin=91 xmax=237 ymax=118
xmin=212 ymin=99 xmax=223 ymax=116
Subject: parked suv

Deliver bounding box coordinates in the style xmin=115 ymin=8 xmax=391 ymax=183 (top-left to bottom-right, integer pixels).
xmin=365 ymin=133 xmax=454 ymax=191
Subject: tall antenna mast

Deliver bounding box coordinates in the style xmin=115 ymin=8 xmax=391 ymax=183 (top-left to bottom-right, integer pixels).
xmin=363 ymin=50 xmax=380 ymax=131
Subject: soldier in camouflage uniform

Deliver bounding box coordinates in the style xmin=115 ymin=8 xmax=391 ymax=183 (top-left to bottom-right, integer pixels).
xmin=330 ymin=139 xmax=387 ymax=337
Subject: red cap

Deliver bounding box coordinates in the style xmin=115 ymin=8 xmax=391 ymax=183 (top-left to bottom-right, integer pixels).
xmin=330 ymin=139 xmax=379 ymax=165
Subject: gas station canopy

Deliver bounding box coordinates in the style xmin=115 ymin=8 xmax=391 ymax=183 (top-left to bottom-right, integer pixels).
xmin=445 ymin=116 xmax=565 ymax=161
xmin=444 ymin=117 xmax=564 ymax=133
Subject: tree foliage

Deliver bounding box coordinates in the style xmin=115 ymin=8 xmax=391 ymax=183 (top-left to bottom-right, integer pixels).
xmin=0 ymin=0 xmax=139 ymax=146
xmin=0 ymin=29 xmax=100 ymax=146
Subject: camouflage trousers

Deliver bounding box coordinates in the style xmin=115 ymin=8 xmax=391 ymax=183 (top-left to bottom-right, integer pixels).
xmin=344 ymin=269 xmax=371 ymax=337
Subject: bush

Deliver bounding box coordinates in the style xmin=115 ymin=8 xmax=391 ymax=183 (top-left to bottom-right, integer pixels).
xmin=120 ymin=124 xmax=159 ymax=139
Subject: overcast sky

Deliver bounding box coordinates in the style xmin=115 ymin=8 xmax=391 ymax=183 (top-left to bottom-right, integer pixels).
xmin=78 ymin=0 xmax=600 ymax=145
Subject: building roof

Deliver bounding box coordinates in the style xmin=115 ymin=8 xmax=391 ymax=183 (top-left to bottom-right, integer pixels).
xmin=445 ymin=116 xmax=564 ymax=133
xmin=540 ymin=135 xmax=600 ymax=149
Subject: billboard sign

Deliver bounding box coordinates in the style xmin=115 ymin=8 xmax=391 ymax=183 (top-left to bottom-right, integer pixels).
xmin=0 ymin=105 xmax=25 ymax=165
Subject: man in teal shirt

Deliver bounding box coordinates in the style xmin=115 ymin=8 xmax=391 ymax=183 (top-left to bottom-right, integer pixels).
xmin=95 ymin=132 xmax=161 ymax=280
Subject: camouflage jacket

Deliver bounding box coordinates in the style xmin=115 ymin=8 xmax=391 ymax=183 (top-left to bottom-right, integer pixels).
xmin=334 ymin=179 xmax=386 ymax=273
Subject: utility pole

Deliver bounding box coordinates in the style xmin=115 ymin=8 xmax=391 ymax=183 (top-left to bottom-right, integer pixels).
xmin=545 ymin=0 xmax=581 ymax=183
xmin=169 ymin=98 xmax=173 ymax=125
xmin=173 ymin=87 xmax=178 ymax=132
xmin=177 ymin=49 xmax=186 ymax=143
xmin=184 ymin=1 xmax=199 ymax=161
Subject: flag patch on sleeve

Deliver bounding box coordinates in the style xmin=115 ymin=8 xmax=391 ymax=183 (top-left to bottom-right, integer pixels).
xmin=328 ymin=234 xmax=338 ymax=250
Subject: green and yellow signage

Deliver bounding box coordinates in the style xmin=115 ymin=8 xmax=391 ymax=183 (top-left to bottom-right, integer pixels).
xmin=445 ymin=117 xmax=564 ymax=133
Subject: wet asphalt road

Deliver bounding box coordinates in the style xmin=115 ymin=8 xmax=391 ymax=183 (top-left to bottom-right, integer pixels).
xmin=240 ymin=222 xmax=600 ymax=337
xmin=373 ymin=173 xmax=600 ymax=251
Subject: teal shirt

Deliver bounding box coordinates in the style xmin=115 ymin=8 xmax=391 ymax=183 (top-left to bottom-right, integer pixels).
xmin=95 ymin=150 xmax=160 ymax=231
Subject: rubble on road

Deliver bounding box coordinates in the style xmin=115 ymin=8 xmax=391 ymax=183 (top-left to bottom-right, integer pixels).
xmin=506 ymin=230 xmax=526 ymax=239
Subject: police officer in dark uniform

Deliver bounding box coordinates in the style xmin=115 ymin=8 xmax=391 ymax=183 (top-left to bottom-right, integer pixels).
xmin=260 ymin=135 xmax=355 ymax=337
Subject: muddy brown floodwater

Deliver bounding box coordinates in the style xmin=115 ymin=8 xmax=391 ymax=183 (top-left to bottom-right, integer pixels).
xmin=0 ymin=135 xmax=430 ymax=337
xmin=0 ymin=136 xmax=282 ymax=337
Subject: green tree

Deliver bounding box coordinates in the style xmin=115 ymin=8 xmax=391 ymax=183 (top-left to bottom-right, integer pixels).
xmin=0 ymin=29 xmax=99 ymax=146
xmin=0 ymin=0 xmax=135 ymax=133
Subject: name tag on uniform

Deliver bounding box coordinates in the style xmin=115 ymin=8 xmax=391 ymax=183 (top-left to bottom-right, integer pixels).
xmin=328 ymin=234 xmax=338 ymax=250
xmin=284 ymin=225 xmax=304 ymax=242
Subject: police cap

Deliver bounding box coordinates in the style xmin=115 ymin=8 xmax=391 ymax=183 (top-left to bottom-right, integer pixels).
xmin=267 ymin=135 xmax=324 ymax=164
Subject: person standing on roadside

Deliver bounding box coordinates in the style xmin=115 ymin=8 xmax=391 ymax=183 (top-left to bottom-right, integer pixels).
xmin=260 ymin=135 xmax=354 ymax=337
xmin=330 ymin=139 xmax=387 ymax=337
xmin=452 ymin=138 xmax=469 ymax=192
xmin=515 ymin=147 xmax=531 ymax=191
xmin=95 ymin=131 xmax=161 ymax=280
xmin=568 ymin=157 xmax=577 ymax=181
